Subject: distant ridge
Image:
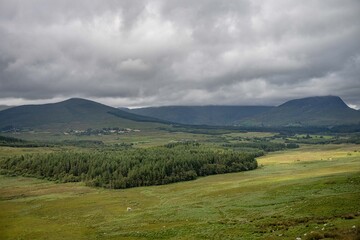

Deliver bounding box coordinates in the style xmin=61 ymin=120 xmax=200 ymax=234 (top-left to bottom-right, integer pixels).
xmin=0 ymin=98 xmax=168 ymax=131
xmin=278 ymin=96 xmax=348 ymax=109
xmin=127 ymin=105 xmax=274 ymax=126
xmin=239 ymin=96 xmax=360 ymax=127
xmin=0 ymin=105 xmax=12 ymax=111
xmin=127 ymin=96 xmax=360 ymax=127
xmin=0 ymin=96 xmax=359 ymax=130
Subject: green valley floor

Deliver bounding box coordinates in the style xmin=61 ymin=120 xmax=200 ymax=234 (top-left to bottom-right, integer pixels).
xmin=0 ymin=144 xmax=359 ymax=239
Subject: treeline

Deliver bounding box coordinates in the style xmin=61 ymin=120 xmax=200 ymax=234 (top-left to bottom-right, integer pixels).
xmin=61 ymin=140 xmax=105 ymax=148
xmin=0 ymin=143 xmax=258 ymax=189
xmin=164 ymin=124 xmax=360 ymax=135
xmin=0 ymin=135 xmax=24 ymax=144
xmin=275 ymin=133 xmax=360 ymax=145
xmin=223 ymin=141 xmax=299 ymax=152
xmin=285 ymin=137 xmax=360 ymax=145
xmin=0 ymin=135 xmax=107 ymax=148
xmin=0 ymin=135 xmax=51 ymax=147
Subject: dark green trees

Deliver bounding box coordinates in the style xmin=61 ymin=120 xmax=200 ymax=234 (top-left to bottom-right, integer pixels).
xmin=0 ymin=143 xmax=258 ymax=189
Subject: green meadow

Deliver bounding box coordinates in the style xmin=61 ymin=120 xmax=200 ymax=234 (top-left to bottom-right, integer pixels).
xmin=0 ymin=143 xmax=359 ymax=239
xmin=3 ymin=130 xmax=213 ymax=147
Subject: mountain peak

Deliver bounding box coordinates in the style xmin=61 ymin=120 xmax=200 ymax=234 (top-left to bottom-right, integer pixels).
xmin=279 ymin=96 xmax=348 ymax=109
xmin=0 ymin=98 xmax=171 ymax=131
xmin=63 ymin=97 xmax=86 ymax=102
xmin=242 ymin=95 xmax=360 ymax=127
xmin=60 ymin=98 xmax=99 ymax=105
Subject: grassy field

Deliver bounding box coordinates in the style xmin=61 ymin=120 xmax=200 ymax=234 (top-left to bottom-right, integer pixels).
xmin=3 ymin=130 xmax=214 ymax=147
xmin=0 ymin=144 xmax=359 ymax=239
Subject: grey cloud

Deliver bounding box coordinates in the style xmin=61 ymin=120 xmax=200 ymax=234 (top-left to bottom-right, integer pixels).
xmin=0 ymin=0 xmax=359 ymax=108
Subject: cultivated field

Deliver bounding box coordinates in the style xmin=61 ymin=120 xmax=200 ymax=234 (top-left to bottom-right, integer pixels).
xmin=0 ymin=144 xmax=359 ymax=239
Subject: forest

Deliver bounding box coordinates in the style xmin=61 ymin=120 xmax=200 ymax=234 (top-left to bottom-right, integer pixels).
xmin=0 ymin=142 xmax=258 ymax=189
xmin=223 ymin=141 xmax=299 ymax=152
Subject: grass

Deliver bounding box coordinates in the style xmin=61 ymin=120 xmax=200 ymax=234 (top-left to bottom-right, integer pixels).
xmin=2 ymin=130 xmax=213 ymax=148
xmin=224 ymin=132 xmax=276 ymax=139
xmin=0 ymin=144 xmax=359 ymax=239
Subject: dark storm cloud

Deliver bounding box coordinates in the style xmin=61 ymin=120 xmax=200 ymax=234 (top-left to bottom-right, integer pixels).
xmin=0 ymin=0 xmax=359 ymax=108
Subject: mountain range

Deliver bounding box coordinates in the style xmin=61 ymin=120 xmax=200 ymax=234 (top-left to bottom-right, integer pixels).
xmin=237 ymin=96 xmax=360 ymax=127
xmin=127 ymin=96 xmax=360 ymax=127
xmin=0 ymin=96 xmax=359 ymax=131
xmin=127 ymin=106 xmax=274 ymax=126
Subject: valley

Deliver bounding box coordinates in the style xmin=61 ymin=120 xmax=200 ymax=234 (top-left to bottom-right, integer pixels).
xmin=2 ymin=1 xmax=359 ymax=239
xmin=0 ymin=143 xmax=359 ymax=239
xmin=0 ymin=97 xmax=359 ymax=239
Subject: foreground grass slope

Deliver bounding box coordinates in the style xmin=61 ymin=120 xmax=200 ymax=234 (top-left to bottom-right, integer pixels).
xmin=0 ymin=144 xmax=359 ymax=239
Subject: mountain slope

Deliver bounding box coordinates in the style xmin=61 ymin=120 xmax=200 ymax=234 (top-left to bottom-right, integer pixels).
xmin=128 ymin=106 xmax=274 ymax=126
xmin=239 ymin=96 xmax=360 ymax=127
xmin=2 ymin=96 xmax=358 ymax=131
xmin=0 ymin=98 xmax=167 ymax=131
xmin=0 ymin=105 xmax=12 ymax=111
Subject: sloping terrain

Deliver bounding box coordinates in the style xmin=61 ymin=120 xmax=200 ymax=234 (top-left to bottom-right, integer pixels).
xmin=0 ymin=98 xmax=166 ymax=131
xmin=128 ymin=106 xmax=273 ymax=126
xmin=1 ymin=96 xmax=359 ymax=131
xmin=0 ymin=144 xmax=359 ymax=239
xmin=239 ymin=96 xmax=360 ymax=127
xmin=128 ymin=96 xmax=360 ymax=127
xmin=0 ymin=106 xmax=12 ymax=112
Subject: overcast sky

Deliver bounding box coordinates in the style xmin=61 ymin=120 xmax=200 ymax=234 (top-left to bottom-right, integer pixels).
xmin=0 ymin=0 xmax=359 ymax=108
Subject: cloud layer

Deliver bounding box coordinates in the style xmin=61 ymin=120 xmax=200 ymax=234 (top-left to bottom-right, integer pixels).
xmin=1 ymin=0 xmax=359 ymax=107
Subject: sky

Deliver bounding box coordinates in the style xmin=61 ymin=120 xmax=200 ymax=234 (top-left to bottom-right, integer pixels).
xmin=0 ymin=0 xmax=360 ymax=109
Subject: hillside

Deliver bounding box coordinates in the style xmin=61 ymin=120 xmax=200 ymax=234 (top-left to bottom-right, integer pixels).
xmin=0 ymin=98 xmax=167 ymax=131
xmin=128 ymin=106 xmax=274 ymax=126
xmin=0 ymin=105 xmax=12 ymax=111
xmin=1 ymin=144 xmax=359 ymax=239
xmin=239 ymin=96 xmax=360 ymax=127
xmin=1 ymin=96 xmax=359 ymax=131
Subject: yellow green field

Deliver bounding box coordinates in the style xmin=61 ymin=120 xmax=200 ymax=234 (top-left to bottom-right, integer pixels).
xmin=0 ymin=144 xmax=359 ymax=239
